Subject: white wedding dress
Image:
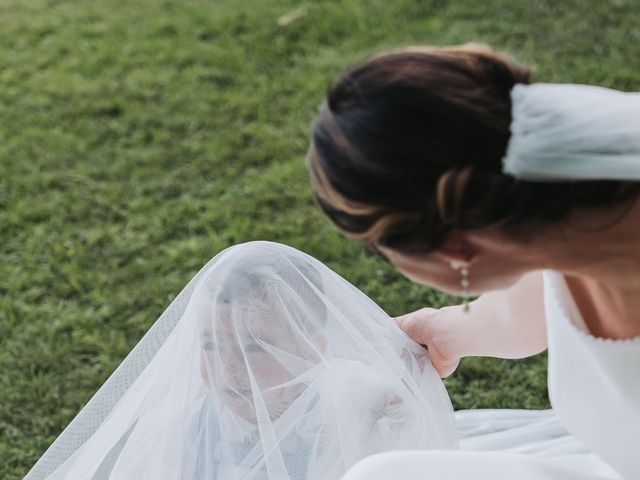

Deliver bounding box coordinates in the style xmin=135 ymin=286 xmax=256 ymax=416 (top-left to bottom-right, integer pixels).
xmin=342 ymin=269 xmax=640 ymax=480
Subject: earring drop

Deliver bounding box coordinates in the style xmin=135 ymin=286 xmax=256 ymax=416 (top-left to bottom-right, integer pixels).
xmin=450 ymin=259 xmax=471 ymax=313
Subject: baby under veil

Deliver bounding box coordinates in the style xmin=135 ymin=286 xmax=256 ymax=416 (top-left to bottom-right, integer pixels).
xmin=25 ymin=241 xmax=459 ymax=480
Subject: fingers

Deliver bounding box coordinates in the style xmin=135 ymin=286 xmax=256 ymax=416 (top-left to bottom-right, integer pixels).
xmin=393 ymin=308 xmax=436 ymax=344
xmin=436 ymin=358 xmax=460 ymax=379
xmin=393 ymin=314 xmax=407 ymax=329
xmin=394 ymin=314 xmax=417 ymax=343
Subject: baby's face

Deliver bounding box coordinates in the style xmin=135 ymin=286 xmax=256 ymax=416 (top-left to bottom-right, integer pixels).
xmin=200 ymin=302 xmax=323 ymax=423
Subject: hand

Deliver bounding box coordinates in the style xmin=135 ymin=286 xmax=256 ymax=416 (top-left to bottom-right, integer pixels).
xmin=394 ymin=307 xmax=462 ymax=378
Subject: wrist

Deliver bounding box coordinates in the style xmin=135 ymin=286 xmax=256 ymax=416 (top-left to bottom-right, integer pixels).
xmin=435 ymin=304 xmax=473 ymax=360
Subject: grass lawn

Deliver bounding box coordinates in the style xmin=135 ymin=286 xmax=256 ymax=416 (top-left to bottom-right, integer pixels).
xmin=1 ymin=0 xmax=639 ymax=477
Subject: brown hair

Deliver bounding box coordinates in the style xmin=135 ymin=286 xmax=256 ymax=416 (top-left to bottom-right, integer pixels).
xmin=308 ymin=43 xmax=640 ymax=256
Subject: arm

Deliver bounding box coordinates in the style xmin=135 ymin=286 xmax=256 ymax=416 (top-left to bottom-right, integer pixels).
xmin=395 ymin=270 xmax=547 ymax=377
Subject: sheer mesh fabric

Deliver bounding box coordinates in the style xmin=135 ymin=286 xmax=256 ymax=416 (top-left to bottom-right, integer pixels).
xmin=503 ymin=83 xmax=640 ymax=181
xmin=26 ymin=241 xmax=457 ymax=480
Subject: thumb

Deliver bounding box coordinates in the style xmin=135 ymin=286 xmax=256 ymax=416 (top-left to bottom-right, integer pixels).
xmin=393 ymin=308 xmax=437 ymax=342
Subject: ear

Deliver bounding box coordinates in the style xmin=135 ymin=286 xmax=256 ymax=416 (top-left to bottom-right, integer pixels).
xmin=434 ymin=232 xmax=476 ymax=266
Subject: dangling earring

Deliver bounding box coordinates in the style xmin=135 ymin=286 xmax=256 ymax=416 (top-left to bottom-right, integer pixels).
xmin=450 ymin=259 xmax=471 ymax=313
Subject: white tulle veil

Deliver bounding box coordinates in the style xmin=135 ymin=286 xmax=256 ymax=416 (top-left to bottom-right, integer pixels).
xmin=26 ymin=241 xmax=458 ymax=480
xmin=502 ymin=82 xmax=640 ymax=181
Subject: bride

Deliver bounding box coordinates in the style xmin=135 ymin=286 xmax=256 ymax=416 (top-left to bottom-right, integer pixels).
xmin=308 ymin=42 xmax=639 ymax=479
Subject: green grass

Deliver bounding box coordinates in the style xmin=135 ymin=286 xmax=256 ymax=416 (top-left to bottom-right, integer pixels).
xmin=1 ymin=0 xmax=639 ymax=477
